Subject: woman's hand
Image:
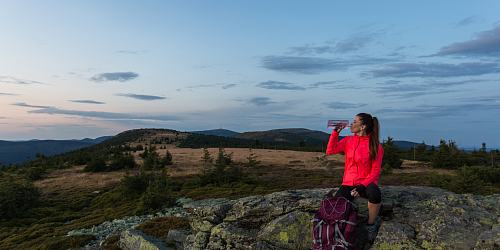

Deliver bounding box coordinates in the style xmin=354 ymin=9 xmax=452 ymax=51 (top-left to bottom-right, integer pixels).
xmin=350 ymin=190 xmax=360 ymax=197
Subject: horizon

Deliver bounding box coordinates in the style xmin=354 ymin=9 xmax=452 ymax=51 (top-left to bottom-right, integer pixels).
xmin=2 ymin=127 xmax=499 ymax=150
xmin=1 ymin=1 xmax=500 ymax=148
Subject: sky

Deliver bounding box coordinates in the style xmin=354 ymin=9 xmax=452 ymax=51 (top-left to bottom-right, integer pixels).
xmin=1 ymin=1 xmax=499 ymax=148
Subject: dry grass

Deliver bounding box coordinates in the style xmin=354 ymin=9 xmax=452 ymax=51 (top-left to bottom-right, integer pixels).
xmin=394 ymin=160 xmax=455 ymax=175
xmin=35 ymin=145 xmax=441 ymax=195
xmin=35 ymin=166 xmax=124 ymax=195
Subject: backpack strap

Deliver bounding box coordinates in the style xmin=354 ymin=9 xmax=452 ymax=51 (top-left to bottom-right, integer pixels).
xmin=334 ymin=223 xmax=354 ymax=248
xmin=337 ymin=219 xmax=357 ymax=226
xmin=312 ymin=219 xmax=324 ymax=249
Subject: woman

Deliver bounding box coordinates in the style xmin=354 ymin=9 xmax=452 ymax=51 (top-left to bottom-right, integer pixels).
xmin=326 ymin=113 xmax=383 ymax=243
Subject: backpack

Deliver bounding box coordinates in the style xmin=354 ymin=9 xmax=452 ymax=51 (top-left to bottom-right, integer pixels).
xmin=312 ymin=196 xmax=357 ymax=250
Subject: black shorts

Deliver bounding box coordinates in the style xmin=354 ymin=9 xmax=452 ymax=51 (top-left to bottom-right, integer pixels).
xmin=334 ymin=183 xmax=381 ymax=204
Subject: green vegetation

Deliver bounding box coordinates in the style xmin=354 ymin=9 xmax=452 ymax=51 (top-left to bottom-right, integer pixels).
xmin=195 ymin=146 xmax=247 ymax=187
xmin=0 ymin=128 xmax=499 ymax=249
xmin=135 ymin=217 xmax=190 ymax=239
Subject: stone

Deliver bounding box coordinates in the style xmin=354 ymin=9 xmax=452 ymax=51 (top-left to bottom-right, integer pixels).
xmin=257 ymin=210 xmax=314 ymax=250
xmin=118 ymin=229 xmax=174 ymax=250
xmin=166 ymin=230 xmax=190 ymax=250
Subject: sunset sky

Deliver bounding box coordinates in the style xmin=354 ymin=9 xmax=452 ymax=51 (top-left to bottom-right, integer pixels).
xmin=1 ymin=1 xmax=499 ymax=148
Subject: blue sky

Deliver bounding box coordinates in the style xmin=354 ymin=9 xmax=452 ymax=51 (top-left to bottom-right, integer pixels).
xmin=1 ymin=1 xmax=499 ymax=148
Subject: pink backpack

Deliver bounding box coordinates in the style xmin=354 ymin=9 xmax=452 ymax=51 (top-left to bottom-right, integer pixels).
xmin=312 ymin=197 xmax=357 ymax=250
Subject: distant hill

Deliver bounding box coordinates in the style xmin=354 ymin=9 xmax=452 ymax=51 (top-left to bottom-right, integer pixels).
xmin=0 ymin=128 xmax=430 ymax=165
xmin=232 ymin=130 xmax=328 ymax=146
xmin=0 ymin=137 xmax=111 ymax=165
xmin=78 ymin=136 xmax=113 ymax=144
xmin=190 ymin=129 xmax=240 ymax=137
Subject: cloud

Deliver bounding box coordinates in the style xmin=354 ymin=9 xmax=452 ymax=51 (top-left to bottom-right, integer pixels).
xmin=377 ymin=101 xmax=500 ymax=118
xmin=256 ymin=81 xmax=307 ymax=90
xmin=373 ymin=79 xmax=485 ymax=99
xmin=12 ymin=102 xmax=51 ymax=108
xmin=287 ymin=31 xmax=383 ymax=55
xmin=0 ymin=92 xmax=18 ymax=96
xmin=309 ymin=81 xmax=339 ymax=88
xmin=429 ymin=26 xmax=500 ymax=57
xmin=115 ymin=50 xmax=147 ymax=54
xmin=455 ymin=16 xmax=482 ymax=28
xmin=0 ymin=76 xmax=47 ymax=85
xmin=116 ymin=93 xmax=166 ymax=101
xmin=14 ymin=103 xmax=182 ymax=121
xmin=69 ymin=100 xmax=105 ymax=104
xmin=247 ymin=97 xmax=276 ymax=106
xmin=222 ymin=84 xmax=236 ymax=89
xmin=323 ymin=101 xmax=367 ymax=109
xmin=89 ymin=72 xmax=139 ymax=82
xmin=365 ymin=62 xmax=500 ymax=78
xmin=178 ymin=83 xmax=236 ymax=91
xmin=261 ymin=56 xmax=394 ymax=74
xmin=332 ymin=31 xmax=383 ymax=53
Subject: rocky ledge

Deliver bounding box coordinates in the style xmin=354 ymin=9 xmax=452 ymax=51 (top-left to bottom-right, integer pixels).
xmin=72 ymin=186 xmax=500 ymax=250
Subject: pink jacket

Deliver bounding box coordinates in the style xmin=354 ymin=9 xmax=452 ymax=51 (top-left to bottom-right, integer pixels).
xmin=326 ymin=130 xmax=383 ymax=187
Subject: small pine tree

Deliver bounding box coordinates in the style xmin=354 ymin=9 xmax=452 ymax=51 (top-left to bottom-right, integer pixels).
xmin=246 ymin=148 xmax=261 ymax=168
xmin=382 ymin=136 xmax=403 ymax=169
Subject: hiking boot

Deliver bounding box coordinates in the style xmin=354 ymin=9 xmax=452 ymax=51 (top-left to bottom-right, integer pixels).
xmin=365 ymin=221 xmax=379 ymax=243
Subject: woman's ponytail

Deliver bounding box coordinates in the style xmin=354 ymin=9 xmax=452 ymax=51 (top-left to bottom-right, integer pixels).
xmin=356 ymin=113 xmax=380 ymax=161
xmin=369 ymin=117 xmax=380 ymax=161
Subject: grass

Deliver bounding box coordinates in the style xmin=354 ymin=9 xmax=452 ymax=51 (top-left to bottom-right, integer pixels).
xmin=1 ymin=140 xmax=498 ymax=250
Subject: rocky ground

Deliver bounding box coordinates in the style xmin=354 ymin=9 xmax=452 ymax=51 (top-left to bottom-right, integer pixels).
xmin=67 ymin=186 xmax=500 ymax=250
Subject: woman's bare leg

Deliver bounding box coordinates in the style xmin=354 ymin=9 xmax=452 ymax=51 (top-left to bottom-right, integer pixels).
xmin=368 ymin=202 xmax=381 ymax=224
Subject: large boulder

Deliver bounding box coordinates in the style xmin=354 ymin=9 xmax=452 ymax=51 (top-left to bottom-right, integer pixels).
xmin=118 ymin=229 xmax=174 ymax=250
xmin=180 ymin=186 xmax=500 ymax=250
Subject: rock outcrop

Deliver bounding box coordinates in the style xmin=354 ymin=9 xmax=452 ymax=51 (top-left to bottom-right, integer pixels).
xmin=181 ymin=186 xmax=500 ymax=250
xmin=73 ymin=186 xmax=500 ymax=249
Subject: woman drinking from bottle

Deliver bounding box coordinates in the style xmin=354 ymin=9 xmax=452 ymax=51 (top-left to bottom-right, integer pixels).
xmin=326 ymin=113 xmax=383 ymax=243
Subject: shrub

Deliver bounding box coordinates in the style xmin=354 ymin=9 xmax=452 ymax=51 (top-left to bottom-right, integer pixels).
xmin=431 ymin=140 xmax=461 ymax=169
xmin=39 ymin=234 xmax=95 ymax=250
xmin=136 ymin=217 xmax=190 ymax=239
xmin=246 ymin=148 xmax=261 ymax=168
xmin=101 ymin=234 xmax=122 ymax=250
xmin=382 ymin=136 xmax=403 ymax=169
xmin=0 ymin=179 xmax=41 ymax=220
xmin=83 ymin=156 xmax=107 ymax=172
xmin=135 ymin=169 xmax=176 ymax=215
xmin=108 ymin=152 xmax=137 ymax=171
xmin=25 ymin=167 xmax=46 ymax=181
xmin=196 ymin=146 xmax=246 ymax=186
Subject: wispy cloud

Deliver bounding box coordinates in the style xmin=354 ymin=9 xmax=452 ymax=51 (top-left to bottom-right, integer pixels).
xmin=115 ymin=50 xmax=147 ymax=54
xmin=247 ymin=97 xmax=276 ymax=106
xmin=261 ymin=56 xmax=394 ymax=75
xmin=376 ymin=100 xmax=500 ymax=118
xmin=373 ymin=79 xmax=486 ymax=99
xmin=178 ymin=83 xmax=236 ymax=91
xmin=69 ymin=100 xmax=105 ymax=104
xmin=287 ymin=31 xmax=384 ymax=55
xmin=222 ymin=84 xmax=236 ymax=89
xmin=455 ymin=16 xmax=483 ymax=28
xmin=0 ymin=76 xmax=48 ymax=85
xmin=13 ymin=103 xmax=182 ymax=121
xmin=0 ymin=92 xmax=18 ymax=96
xmin=256 ymin=81 xmax=307 ymax=90
xmin=365 ymin=62 xmax=500 ymax=78
xmin=323 ymin=101 xmax=367 ymax=109
xmin=89 ymin=72 xmax=139 ymax=82
xmin=116 ymin=93 xmax=166 ymax=101
xmin=429 ymin=26 xmax=500 ymax=57
xmin=12 ymin=103 xmax=51 ymax=109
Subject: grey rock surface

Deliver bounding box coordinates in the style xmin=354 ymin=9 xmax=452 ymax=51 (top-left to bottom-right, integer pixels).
xmin=71 ymin=187 xmax=500 ymax=250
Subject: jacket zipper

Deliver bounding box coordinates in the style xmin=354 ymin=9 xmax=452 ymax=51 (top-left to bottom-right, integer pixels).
xmin=352 ymin=136 xmax=360 ymax=186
